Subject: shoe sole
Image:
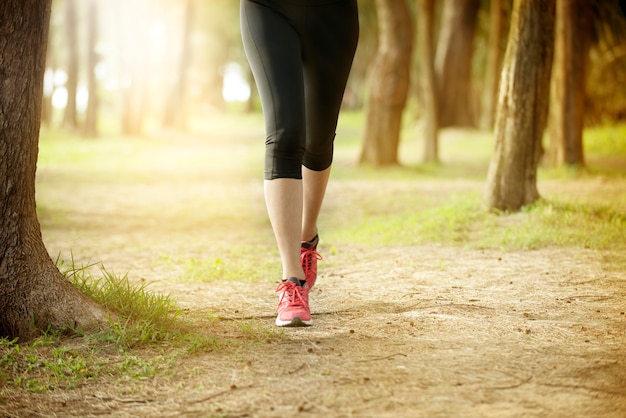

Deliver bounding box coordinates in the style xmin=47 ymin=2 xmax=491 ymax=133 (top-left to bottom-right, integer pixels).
xmin=275 ymin=316 xmax=313 ymax=327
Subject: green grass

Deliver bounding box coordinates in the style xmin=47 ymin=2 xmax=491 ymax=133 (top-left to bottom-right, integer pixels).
xmin=324 ymin=192 xmax=626 ymax=251
xmin=0 ymin=257 xmax=283 ymax=393
xmin=0 ymin=335 xmax=172 ymax=392
xmin=57 ymin=256 xmax=185 ymax=347
xmin=584 ymin=124 xmax=626 ymax=156
xmin=158 ymin=243 xmax=282 ymax=283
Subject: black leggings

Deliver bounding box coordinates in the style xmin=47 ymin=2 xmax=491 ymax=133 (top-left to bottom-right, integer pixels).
xmin=240 ymin=0 xmax=359 ymax=180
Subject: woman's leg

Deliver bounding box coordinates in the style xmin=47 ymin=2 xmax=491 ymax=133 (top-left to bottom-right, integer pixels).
xmin=301 ymin=166 xmax=331 ymax=243
xmin=241 ymin=0 xmax=312 ymax=326
xmin=265 ymin=178 xmax=305 ymax=282
xmin=241 ymin=0 xmax=306 ymax=283
xmin=299 ymin=0 xmax=359 ymax=287
xmin=300 ymin=0 xmax=359 ymax=238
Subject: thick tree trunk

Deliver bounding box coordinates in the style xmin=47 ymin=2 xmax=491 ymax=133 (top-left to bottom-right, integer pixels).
xmin=62 ymin=0 xmax=79 ymax=130
xmin=418 ymin=0 xmax=439 ymax=163
xmin=547 ymin=0 xmax=589 ymax=167
xmin=360 ymin=0 xmax=413 ymax=166
xmin=0 ymin=0 xmax=108 ymax=341
xmin=435 ymin=0 xmax=480 ymax=128
xmin=84 ymin=0 xmax=99 ymax=138
xmin=485 ymin=0 xmax=555 ymax=211
xmin=480 ymin=0 xmax=505 ymax=130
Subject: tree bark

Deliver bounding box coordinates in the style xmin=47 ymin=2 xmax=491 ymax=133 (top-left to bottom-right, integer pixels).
xmin=360 ymin=0 xmax=413 ymax=166
xmin=435 ymin=0 xmax=480 ymax=128
xmin=418 ymin=0 xmax=439 ymax=163
xmin=547 ymin=0 xmax=589 ymax=167
xmin=62 ymin=0 xmax=79 ymax=131
xmin=84 ymin=0 xmax=99 ymax=138
xmin=0 ymin=0 xmax=108 ymax=341
xmin=485 ymin=0 xmax=555 ymax=211
xmin=480 ymin=0 xmax=505 ymax=130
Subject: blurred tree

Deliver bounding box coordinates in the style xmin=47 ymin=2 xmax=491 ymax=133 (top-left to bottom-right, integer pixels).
xmin=163 ymin=0 xmax=193 ymax=130
xmin=41 ymin=34 xmax=56 ymax=127
xmin=0 ymin=0 xmax=107 ymax=340
xmin=245 ymin=67 xmax=258 ymax=113
xmin=547 ymin=0 xmax=591 ymax=168
xmin=344 ymin=1 xmax=378 ymax=110
xmin=62 ymin=0 xmax=79 ymax=130
xmin=582 ymin=0 xmax=626 ymax=125
xmin=417 ymin=0 xmax=439 ymax=162
xmin=360 ymin=0 xmax=413 ymax=166
xmin=435 ymin=0 xmax=480 ymax=128
xmin=486 ymin=0 xmax=555 ymax=211
xmin=195 ymin=0 xmax=241 ymax=112
xmin=84 ymin=0 xmax=99 ymax=137
xmin=480 ymin=0 xmax=506 ymax=130
xmin=119 ymin=0 xmax=150 ymax=135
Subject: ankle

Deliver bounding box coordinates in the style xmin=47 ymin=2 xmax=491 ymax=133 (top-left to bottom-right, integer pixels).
xmin=301 ymin=233 xmax=319 ymax=247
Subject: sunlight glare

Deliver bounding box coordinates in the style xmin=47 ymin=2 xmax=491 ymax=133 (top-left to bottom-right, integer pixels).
xmin=52 ymin=88 xmax=67 ymax=109
xmin=222 ymin=62 xmax=251 ymax=103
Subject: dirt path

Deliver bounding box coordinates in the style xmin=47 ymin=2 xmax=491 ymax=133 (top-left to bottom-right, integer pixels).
xmin=5 ymin=244 xmax=625 ymax=417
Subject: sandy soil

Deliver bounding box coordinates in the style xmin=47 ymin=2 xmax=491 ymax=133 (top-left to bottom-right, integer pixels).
xmin=4 ymin=243 xmax=625 ymax=417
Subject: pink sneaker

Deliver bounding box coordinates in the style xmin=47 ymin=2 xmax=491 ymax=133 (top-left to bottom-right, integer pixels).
xmin=301 ymin=235 xmax=322 ymax=289
xmin=275 ymin=278 xmax=312 ymax=327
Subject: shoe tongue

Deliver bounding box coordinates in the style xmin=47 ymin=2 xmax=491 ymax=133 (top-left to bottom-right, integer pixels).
xmin=301 ymin=235 xmax=318 ymax=249
xmin=286 ymin=277 xmax=300 ymax=285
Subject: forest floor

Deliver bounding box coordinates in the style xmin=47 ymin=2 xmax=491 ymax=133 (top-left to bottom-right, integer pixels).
xmin=1 ymin=121 xmax=625 ymax=417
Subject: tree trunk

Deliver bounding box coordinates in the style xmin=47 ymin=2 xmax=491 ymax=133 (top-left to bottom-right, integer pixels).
xmin=480 ymin=0 xmax=505 ymax=130
xmin=360 ymin=0 xmax=413 ymax=166
xmin=62 ymin=0 xmax=79 ymax=131
xmin=0 ymin=0 xmax=108 ymax=341
xmin=435 ymin=0 xmax=480 ymax=128
xmin=547 ymin=0 xmax=589 ymax=167
xmin=418 ymin=0 xmax=439 ymax=163
xmin=84 ymin=0 xmax=99 ymax=138
xmin=485 ymin=0 xmax=555 ymax=211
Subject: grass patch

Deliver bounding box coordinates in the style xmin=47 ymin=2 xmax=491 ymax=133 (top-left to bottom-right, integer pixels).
xmin=328 ymin=193 xmax=489 ymax=246
xmin=158 ymin=244 xmax=281 ymax=283
xmin=478 ymin=199 xmax=626 ymax=250
xmin=59 ymin=257 xmax=181 ymax=348
xmin=0 ymin=335 xmax=172 ymax=392
xmin=326 ymin=192 xmax=626 ymax=251
xmin=584 ymin=124 xmax=626 ymax=156
xmin=0 ymin=258 xmax=282 ymax=394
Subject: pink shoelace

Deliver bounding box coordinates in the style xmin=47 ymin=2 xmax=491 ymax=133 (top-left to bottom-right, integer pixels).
xmin=276 ymin=280 xmax=309 ymax=311
xmin=300 ymin=247 xmax=322 ymax=282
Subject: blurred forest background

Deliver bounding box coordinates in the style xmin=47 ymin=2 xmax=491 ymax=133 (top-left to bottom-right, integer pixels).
xmin=42 ymin=0 xmax=626 ymax=168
